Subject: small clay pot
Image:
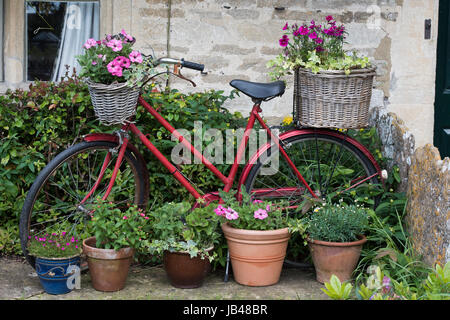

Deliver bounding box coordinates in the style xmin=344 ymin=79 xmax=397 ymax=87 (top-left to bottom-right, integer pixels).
xmin=82 ymin=236 xmax=135 ymax=292
xmin=163 ymin=246 xmax=213 ymax=289
xmin=308 ymin=235 xmax=367 ymax=284
xmin=221 ymin=223 xmax=291 ymax=287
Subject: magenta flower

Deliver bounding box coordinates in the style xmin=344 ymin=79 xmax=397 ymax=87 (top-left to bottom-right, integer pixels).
xmin=61 ymin=247 xmax=65 ymax=251
xmin=254 ymin=209 xmax=268 ymax=220
xmin=107 ymin=61 xmax=123 ymax=77
xmin=282 ymin=22 xmax=289 ymax=30
xmin=279 ymin=35 xmax=289 ymax=47
xmin=253 ymin=199 xmax=263 ymax=204
xmin=92 ymin=61 xmax=97 ymax=66
xmin=129 ymin=50 xmax=143 ymax=63
xmin=83 ymin=38 xmax=97 ymax=49
xmin=299 ymin=26 xmax=309 ymax=35
xmin=315 ymin=38 xmax=324 ymax=44
xmin=214 ymin=205 xmax=227 ymax=216
xmin=113 ymin=56 xmax=131 ymax=68
xmin=107 ymin=39 xmax=123 ymax=52
xmin=308 ymin=31 xmax=317 ymax=40
xmin=123 ymin=215 xmax=128 ymax=220
xmin=225 ymin=208 xmax=239 ymax=220
xmin=315 ymin=46 xmax=325 ymax=52
xmin=326 ymin=15 xmax=334 ymax=22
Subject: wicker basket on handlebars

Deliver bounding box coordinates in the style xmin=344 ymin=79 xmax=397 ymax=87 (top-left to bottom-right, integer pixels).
xmin=293 ymin=66 xmax=377 ymax=129
xmin=86 ymin=79 xmax=140 ymax=126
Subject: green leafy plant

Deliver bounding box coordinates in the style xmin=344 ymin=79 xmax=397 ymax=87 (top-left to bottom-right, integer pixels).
xmin=88 ymin=197 xmax=150 ymax=251
xmin=321 ymin=274 xmax=353 ymax=300
xmin=323 ymin=262 xmax=450 ymax=300
xmin=145 ymin=201 xmax=221 ymax=261
xmin=27 ymin=231 xmax=82 ymax=258
xmin=215 ymin=186 xmax=300 ymax=231
xmin=268 ymin=16 xmax=371 ymax=79
xmin=302 ymin=199 xmax=371 ymax=242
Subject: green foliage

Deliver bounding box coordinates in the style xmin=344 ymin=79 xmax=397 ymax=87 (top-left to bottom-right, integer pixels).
xmin=323 ymin=262 xmax=450 ymax=300
xmin=302 ymin=200 xmax=371 ymax=242
xmin=27 ymin=231 xmax=82 ymax=258
xmin=145 ymin=201 xmax=221 ymax=261
xmin=87 ymin=198 xmax=150 ymax=251
xmin=321 ymin=275 xmax=353 ymax=300
xmin=0 ymin=72 xmax=242 ymax=256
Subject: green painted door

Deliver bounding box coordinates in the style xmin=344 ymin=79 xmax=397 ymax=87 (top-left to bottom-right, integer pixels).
xmin=435 ymin=0 xmax=450 ymax=158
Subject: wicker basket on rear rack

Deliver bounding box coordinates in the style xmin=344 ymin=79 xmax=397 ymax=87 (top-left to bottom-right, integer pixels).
xmin=86 ymin=79 xmax=141 ymax=126
xmin=293 ymin=66 xmax=377 ymax=129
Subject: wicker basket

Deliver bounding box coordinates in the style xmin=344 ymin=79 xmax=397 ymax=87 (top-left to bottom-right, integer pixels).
xmin=86 ymin=79 xmax=141 ymax=126
xmin=293 ymin=66 xmax=377 ymax=129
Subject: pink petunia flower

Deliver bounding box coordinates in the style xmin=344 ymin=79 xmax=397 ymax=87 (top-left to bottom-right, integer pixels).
xmin=129 ymin=50 xmax=143 ymax=63
xmin=254 ymin=209 xmax=268 ymax=220
xmin=214 ymin=205 xmax=227 ymax=216
xmin=83 ymin=38 xmax=97 ymax=49
xmin=113 ymin=56 xmax=131 ymax=68
xmin=107 ymin=61 xmax=123 ymax=77
xmin=253 ymin=199 xmax=263 ymax=204
xmin=107 ymin=39 xmax=123 ymax=52
xmin=123 ymin=216 xmax=128 ymax=220
xmin=225 ymin=208 xmax=239 ymax=220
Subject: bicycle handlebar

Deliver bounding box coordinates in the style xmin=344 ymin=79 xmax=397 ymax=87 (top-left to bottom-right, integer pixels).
xmin=156 ymin=57 xmax=205 ymax=72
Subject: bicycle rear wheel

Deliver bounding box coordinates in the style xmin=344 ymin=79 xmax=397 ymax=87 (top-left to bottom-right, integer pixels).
xmin=243 ymin=129 xmax=382 ymax=209
xmin=19 ymin=141 xmax=148 ymax=267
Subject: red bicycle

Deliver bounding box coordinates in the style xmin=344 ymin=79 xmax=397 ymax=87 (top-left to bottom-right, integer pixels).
xmin=20 ymin=57 xmax=383 ymax=266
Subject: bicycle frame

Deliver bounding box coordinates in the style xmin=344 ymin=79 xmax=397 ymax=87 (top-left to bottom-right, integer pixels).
xmin=81 ymin=95 xmax=319 ymax=206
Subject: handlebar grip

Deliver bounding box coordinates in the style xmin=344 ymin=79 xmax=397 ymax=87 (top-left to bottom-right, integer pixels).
xmin=181 ymin=59 xmax=205 ymax=72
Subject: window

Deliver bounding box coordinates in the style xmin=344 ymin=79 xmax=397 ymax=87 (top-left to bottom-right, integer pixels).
xmin=25 ymin=1 xmax=99 ymax=82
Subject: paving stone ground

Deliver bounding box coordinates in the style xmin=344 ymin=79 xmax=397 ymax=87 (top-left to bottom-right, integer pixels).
xmin=0 ymin=256 xmax=329 ymax=300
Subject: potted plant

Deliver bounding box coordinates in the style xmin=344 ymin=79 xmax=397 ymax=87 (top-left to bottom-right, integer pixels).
xmin=145 ymin=201 xmax=221 ymax=289
xmin=302 ymin=199 xmax=371 ymax=284
xmin=82 ymin=198 xmax=149 ymax=292
xmin=215 ymin=187 xmax=303 ymax=287
xmin=27 ymin=231 xmax=82 ymax=295
xmin=76 ymin=30 xmax=157 ymax=126
xmin=268 ymin=16 xmax=376 ymax=129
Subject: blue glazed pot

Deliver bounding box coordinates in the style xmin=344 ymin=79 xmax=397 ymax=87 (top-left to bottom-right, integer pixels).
xmin=35 ymin=255 xmax=81 ymax=295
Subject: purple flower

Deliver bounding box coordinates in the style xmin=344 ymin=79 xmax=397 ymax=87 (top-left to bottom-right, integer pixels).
xmin=299 ymin=26 xmax=309 ymax=35
xmin=315 ymin=46 xmax=325 ymax=52
xmin=315 ymin=38 xmax=324 ymax=45
xmin=279 ymin=35 xmax=289 ymax=47
xmin=326 ymin=15 xmax=334 ymax=22
xmin=282 ymin=22 xmax=289 ymax=30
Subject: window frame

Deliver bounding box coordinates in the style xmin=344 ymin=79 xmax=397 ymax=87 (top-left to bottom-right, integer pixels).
xmin=24 ymin=0 xmax=100 ymax=82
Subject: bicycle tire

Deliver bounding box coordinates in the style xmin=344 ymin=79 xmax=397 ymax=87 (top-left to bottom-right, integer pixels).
xmin=19 ymin=141 xmax=148 ymax=268
xmin=243 ymin=129 xmax=381 ymax=209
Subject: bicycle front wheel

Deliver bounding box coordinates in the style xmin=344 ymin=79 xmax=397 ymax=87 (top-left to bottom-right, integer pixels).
xmin=19 ymin=140 xmax=148 ymax=267
xmin=243 ymin=129 xmax=381 ymax=209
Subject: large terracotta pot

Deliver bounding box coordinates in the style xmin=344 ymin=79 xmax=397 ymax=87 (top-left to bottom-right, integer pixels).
xmin=221 ymin=223 xmax=290 ymax=287
xmin=308 ymin=235 xmax=367 ymax=284
xmin=163 ymin=246 xmax=213 ymax=289
xmin=82 ymin=236 xmax=135 ymax=292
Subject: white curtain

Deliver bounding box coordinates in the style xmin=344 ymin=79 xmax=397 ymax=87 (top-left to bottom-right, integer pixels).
xmin=52 ymin=2 xmax=99 ymax=82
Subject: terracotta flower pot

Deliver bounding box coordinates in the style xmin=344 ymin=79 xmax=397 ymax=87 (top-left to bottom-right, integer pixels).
xmin=308 ymin=235 xmax=367 ymax=284
xmin=82 ymin=236 xmax=135 ymax=292
xmin=221 ymin=223 xmax=290 ymax=287
xmin=163 ymin=246 xmax=213 ymax=289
